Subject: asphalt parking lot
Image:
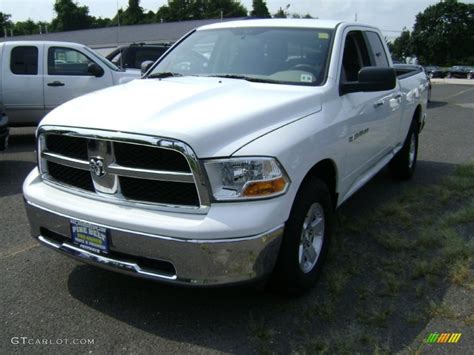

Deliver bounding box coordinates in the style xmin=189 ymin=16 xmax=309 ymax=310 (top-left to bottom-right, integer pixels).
xmin=1 ymin=83 xmax=473 ymax=354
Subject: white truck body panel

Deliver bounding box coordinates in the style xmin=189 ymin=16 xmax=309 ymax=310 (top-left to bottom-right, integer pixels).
xmin=23 ymin=19 xmax=428 ymax=286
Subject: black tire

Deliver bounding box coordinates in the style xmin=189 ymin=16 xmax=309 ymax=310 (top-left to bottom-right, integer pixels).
xmin=269 ymin=178 xmax=333 ymax=295
xmin=389 ymin=119 xmax=419 ymax=179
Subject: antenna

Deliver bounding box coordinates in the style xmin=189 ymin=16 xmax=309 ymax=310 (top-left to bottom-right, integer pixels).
xmin=116 ymin=0 xmax=123 ymax=68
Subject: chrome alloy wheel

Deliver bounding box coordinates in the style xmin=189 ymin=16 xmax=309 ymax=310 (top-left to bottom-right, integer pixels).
xmin=408 ymin=133 xmax=416 ymax=169
xmin=298 ymin=202 xmax=325 ymax=273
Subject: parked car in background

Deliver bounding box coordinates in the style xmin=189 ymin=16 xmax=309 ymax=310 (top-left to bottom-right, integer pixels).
xmin=0 ymin=41 xmax=140 ymax=126
xmin=106 ymin=43 xmax=172 ymax=71
xmin=423 ymin=65 xmax=446 ymax=78
xmin=447 ymin=66 xmax=474 ymax=79
xmin=395 ymin=64 xmax=432 ymax=102
xmin=0 ymin=105 xmax=8 ymax=151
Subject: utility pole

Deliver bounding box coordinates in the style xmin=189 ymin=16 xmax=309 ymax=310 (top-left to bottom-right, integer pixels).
xmin=3 ymin=27 xmax=7 ymax=38
xmin=38 ymin=24 xmax=42 ymax=34
xmin=355 ymin=12 xmax=357 ymax=22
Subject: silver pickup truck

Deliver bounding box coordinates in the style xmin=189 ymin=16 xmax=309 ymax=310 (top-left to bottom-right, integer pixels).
xmin=23 ymin=19 xmax=428 ymax=294
xmin=0 ymin=41 xmax=139 ymax=126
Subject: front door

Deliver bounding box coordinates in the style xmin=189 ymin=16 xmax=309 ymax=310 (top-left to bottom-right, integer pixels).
xmin=43 ymin=46 xmax=113 ymax=113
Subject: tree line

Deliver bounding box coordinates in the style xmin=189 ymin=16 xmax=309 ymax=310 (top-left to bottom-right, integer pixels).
xmin=388 ymin=0 xmax=473 ymax=66
xmin=2 ymin=0 xmax=472 ymax=66
xmin=0 ymin=0 xmax=312 ymax=36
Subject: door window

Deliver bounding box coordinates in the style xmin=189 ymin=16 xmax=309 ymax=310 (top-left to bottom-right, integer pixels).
xmin=340 ymin=31 xmax=371 ymax=82
xmin=48 ymin=47 xmax=95 ymax=75
xmin=365 ymin=31 xmax=389 ymax=67
xmin=10 ymin=46 xmax=38 ymax=75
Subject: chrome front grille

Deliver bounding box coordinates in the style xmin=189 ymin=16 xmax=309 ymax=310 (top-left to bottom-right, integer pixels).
xmin=38 ymin=127 xmax=210 ymax=212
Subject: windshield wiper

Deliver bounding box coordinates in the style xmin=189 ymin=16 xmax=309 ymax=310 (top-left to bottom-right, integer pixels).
xmin=207 ymin=74 xmax=280 ymax=84
xmin=147 ymin=72 xmax=183 ymax=79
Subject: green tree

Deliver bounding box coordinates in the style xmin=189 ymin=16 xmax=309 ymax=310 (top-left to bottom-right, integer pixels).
xmin=0 ymin=12 xmax=12 ymax=34
xmin=390 ymin=28 xmax=412 ymax=62
xmin=411 ymin=0 xmax=474 ymax=65
xmin=273 ymin=7 xmax=287 ymax=18
xmin=250 ymin=0 xmax=270 ymax=18
xmin=143 ymin=10 xmax=156 ymax=24
xmin=90 ymin=16 xmax=112 ymax=28
xmin=156 ymin=0 xmax=247 ymax=22
xmin=121 ymin=0 xmax=145 ymax=25
xmin=204 ymin=0 xmax=248 ymax=18
xmin=51 ymin=0 xmax=93 ymax=31
xmin=13 ymin=19 xmax=39 ymax=35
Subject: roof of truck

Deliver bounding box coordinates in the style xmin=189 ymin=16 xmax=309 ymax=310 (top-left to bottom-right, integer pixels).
xmin=199 ymin=19 xmax=343 ymax=31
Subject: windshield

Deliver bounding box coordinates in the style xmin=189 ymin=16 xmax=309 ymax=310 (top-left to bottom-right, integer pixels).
xmin=83 ymin=47 xmax=122 ymax=72
xmin=148 ymin=27 xmax=334 ymax=86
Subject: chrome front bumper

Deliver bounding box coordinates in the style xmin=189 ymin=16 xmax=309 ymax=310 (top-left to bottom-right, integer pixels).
xmin=25 ymin=200 xmax=283 ymax=286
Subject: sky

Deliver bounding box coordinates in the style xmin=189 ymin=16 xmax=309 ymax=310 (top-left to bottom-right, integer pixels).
xmin=1 ymin=0 xmax=474 ymax=40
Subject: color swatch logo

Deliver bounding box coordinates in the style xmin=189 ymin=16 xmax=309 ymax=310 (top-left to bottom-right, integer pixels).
xmin=425 ymin=333 xmax=462 ymax=344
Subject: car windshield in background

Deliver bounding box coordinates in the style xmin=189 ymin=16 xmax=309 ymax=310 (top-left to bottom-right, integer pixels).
xmin=149 ymin=27 xmax=334 ymax=86
xmin=83 ymin=47 xmax=121 ymax=72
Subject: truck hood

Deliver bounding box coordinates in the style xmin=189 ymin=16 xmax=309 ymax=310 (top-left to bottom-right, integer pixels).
xmin=41 ymin=77 xmax=322 ymax=157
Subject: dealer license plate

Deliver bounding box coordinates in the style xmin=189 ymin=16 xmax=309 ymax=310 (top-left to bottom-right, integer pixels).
xmin=70 ymin=219 xmax=109 ymax=254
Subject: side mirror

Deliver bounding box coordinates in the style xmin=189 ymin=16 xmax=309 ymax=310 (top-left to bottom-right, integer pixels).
xmin=141 ymin=60 xmax=154 ymax=75
xmin=340 ymin=67 xmax=396 ymax=95
xmin=88 ymin=63 xmax=104 ymax=77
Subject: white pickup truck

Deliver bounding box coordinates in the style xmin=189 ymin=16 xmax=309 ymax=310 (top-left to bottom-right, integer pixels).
xmin=0 ymin=41 xmax=139 ymax=126
xmin=23 ymin=20 xmax=428 ymax=294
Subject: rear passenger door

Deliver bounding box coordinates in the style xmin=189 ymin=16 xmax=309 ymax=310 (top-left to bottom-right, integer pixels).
xmin=2 ymin=44 xmax=45 ymax=126
xmin=364 ymin=30 xmax=401 ymax=150
xmin=43 ymin=46 xmax=113 ymax=112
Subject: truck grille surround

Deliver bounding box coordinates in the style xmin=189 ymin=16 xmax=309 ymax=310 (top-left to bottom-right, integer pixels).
xmin=38 ymin=127 xmax=210 ymax=211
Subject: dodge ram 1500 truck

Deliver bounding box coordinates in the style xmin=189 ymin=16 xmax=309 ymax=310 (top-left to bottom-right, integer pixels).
xmin=0 ymin=41 xmax=140 ymax=126
xmin=23 ymin=19 xmax=428 ymax=294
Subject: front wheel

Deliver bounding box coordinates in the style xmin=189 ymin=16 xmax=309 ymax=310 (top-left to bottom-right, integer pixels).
xmin=269 ymin=179 xmax=333 ymax=295
xmin=389 ymin=119 xmax=419 ymax=179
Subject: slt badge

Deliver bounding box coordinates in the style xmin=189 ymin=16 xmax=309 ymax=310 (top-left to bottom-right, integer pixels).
xmin=89 ymin=157 xmax=106 ymax=177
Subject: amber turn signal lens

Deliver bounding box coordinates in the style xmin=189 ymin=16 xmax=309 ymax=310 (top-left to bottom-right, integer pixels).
xmin=242 ymin=177 xmax=287 ymax=197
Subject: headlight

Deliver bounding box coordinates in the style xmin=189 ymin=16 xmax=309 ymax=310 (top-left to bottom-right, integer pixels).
xmin=204 ymin=157 xmax=290 ymax=201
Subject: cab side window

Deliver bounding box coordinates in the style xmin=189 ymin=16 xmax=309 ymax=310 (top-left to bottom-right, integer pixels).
xmin=341 ymin=31 xmax=371 ymax=82
xmin=365 ymin=31 xmax=389 ymax=68
xmin=10 ymin=46 xmax=38 ymax=75
xmin=48 ymin=47 xmax=94 ymax=76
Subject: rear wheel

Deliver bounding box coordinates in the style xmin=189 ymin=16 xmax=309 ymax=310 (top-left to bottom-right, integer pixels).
xmin=269 ymin=179 xmax=333 ymax=295
xmin=390 ymin=119 xmax=419 ymax=179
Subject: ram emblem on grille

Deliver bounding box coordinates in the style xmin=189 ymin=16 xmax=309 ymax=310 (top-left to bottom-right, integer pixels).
xmin=89 ymin=157 xmax=106 ymax=177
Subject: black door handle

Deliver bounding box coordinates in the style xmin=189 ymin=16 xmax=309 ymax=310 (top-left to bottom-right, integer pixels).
xmin=47 ymin=81 xmax=65 ymax=87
